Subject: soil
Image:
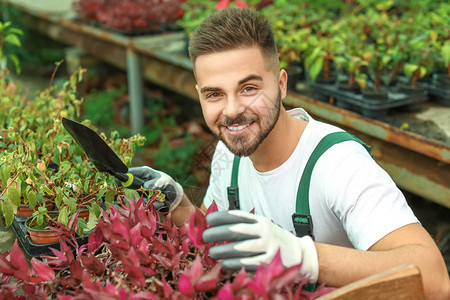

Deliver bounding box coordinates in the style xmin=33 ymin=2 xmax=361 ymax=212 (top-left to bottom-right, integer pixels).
xmin=379 ymin=109 xmax=450 ymax=146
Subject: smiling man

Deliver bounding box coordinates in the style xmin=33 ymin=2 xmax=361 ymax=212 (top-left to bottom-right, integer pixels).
xmin=129 ymin=7 xmax=450 ymax=299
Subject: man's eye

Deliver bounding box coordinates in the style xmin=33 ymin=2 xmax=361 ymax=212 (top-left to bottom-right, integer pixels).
xmin=242 ymin=86 xmax=256 ymax=93
xmin=207 ymin=92 xmax=221 ymax=99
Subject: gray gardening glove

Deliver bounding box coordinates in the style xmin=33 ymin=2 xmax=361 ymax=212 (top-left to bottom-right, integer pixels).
xmin=128 ymin=166 xmax=183 ymax=212
xmin=203 ymin=210 xmax=319 ymax=283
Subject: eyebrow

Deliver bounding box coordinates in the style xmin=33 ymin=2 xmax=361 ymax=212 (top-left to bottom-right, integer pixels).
xmin=200 ymin=74 xmax=263 ymax=94
xmin=238 ymin=74 xmax=263 ymax=86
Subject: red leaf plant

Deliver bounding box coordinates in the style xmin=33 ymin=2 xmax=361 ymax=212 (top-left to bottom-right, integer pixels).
xmin=0 ymin=195 xmax=333 ymax=299
xmin=73 ymin=0 xmax=186 ymax=34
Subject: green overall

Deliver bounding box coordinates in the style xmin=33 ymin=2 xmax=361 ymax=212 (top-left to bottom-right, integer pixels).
xmin=227 ymin=131 xmax=372 ymax=291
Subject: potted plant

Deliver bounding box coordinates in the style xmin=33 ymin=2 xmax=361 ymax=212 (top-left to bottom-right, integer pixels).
xmin=304 ymin=15 xmax=348 ymax=84
xmin=25 ymin=206 xmax=60 ymax=244
xmin=73 ymin=0 xmax=186 ymax=35
xmin=262 ymin=1 xmax=314 ymax=91
xmin=0 ymin=196 xmax=333 ymax=298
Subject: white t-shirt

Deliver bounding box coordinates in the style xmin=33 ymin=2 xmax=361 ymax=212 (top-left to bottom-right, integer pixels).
xmin=203 ymin=108 xmax=418 ymax=250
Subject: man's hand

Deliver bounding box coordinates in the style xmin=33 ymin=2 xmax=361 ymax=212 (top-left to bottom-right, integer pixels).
xmin=202 ymin=210 xmax=319 ymax=283
xmin=128 ymin=166 xmax=183 ymax=212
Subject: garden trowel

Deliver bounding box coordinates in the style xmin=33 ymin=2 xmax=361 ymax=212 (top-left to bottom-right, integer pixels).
xmin=62 ymin=117 xmax=144 ymax=189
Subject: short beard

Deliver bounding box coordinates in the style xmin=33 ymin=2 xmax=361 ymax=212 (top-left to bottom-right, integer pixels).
xmin=217 ymin=89 xmax=281 ymax=157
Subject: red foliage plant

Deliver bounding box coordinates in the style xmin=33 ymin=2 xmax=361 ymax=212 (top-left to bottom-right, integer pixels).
xmin=73 ymin=0 xmax=186 ymax=33
xmin=0 ymin=195 xmax=333 ymax=299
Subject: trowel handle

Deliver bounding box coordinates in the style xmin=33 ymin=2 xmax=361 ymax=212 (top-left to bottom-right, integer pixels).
xmin=115 ymin=172 xmax=146 ymax=189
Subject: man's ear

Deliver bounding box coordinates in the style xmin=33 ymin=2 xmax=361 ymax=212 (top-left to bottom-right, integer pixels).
xmin=279 ymin=69 xmax=288 ymax=100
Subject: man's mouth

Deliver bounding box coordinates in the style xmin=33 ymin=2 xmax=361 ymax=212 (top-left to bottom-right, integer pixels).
xmin=227 ymin=123 xmax=251 ymax=131
xmin=222 ymin=121 xmax=255 ymax=135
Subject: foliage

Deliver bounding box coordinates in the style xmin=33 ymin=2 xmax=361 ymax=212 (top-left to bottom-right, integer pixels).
xmin=83 ymin=87 xmax=126 ymax=126
xmin=73 ymin=0 xmax=186 ymax=34
xmin=0 ymin=196 xmax=333 ymax=298
xmin=0 ymin=20 xmax=23 ymax=74
xmin=262 ymin=1 xmax=450 ymax=90
xmin=0 ymin=66 xmax=145 ymax=228
xmin=178 ymin=0 xmax=273 ymax=38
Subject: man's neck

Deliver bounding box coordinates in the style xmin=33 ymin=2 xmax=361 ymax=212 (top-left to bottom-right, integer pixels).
xmin=250 ymin=109 xmax=307 ymax=172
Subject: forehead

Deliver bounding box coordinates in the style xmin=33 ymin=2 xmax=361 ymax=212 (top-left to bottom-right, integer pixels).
xmin=194 ymin=47 xmax=270 ymax=88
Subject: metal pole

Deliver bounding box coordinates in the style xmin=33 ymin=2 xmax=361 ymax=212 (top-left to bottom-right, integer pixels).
xmin=126 ymin=48 xmax=144 ymax=135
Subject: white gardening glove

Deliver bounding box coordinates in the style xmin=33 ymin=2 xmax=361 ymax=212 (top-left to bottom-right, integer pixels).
xmin=128 ymin=166 xmax=183 ymax=212
xmin=202 ymin=210 xmax=319 ymax=283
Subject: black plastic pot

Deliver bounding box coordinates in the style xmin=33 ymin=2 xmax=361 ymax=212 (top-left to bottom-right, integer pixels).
xmin=309 ymin=80 xmax=427 ymax=119
xmin=11 ymin=215 xmax=91 ymax=257
xmin=287 ymin=64 xmax=304 ymax=92
xmin=435 ymin=74 xmax=450 ymax=88
xmin=337 ymin=81 xmax=361 ymax=94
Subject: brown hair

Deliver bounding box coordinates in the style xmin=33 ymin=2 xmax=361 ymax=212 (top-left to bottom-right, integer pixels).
xmin=188 ymin=7 xmax=279 ymax=73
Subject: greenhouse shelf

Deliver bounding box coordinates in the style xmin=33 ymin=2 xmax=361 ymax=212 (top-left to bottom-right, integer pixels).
xmin=2 ymin=0 xmax=450 ymax=208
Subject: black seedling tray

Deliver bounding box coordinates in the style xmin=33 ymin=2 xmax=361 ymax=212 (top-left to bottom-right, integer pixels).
xmin=309 ymin=82 xmax=428 ymax=118
xmin=424 ymin=83 xmax=450 ymax=107
xmin=11 ymin=216 xmax=91 ymax=258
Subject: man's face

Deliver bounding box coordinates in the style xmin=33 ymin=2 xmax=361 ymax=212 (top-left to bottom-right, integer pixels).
xmin=194 ymin=47 xmax=285 ymax=157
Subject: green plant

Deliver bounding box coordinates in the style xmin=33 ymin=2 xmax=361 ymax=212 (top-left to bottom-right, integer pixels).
xmin=0 ymin=21 xmax=23 ymax=74
xmin=28 ymin=206 xmax=51 ymax=230
xmin=0 ymin=65 xmax=145 ymax=231
xmin=262 ymin=1 xmax=314 ymax=70
xmin=83 ymin=87 xmax=126 ymax=126
xmin=441 ymin=41 xmax=450 ymax=77
xmin=304 ymin=19 xmax=345 ymax=82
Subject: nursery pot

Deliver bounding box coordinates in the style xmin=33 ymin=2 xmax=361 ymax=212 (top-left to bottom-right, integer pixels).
xmin=16 ymin=201 xmax=55 ymax=218
xmin=78 ymin=208 xmax=90 ymax=221
xmin=435 ymin=74 xmax=450 ymax=88
xmin=337 ymin=81 xmax=361 ymax=93
xmin=315 ymin=75 xmax=337 ymax=85
xmin=397 ymin=84 xmax=425 ymax=96
xmin=26 ymin=213 xmax=60 ymax=244
xmin=362 ymin=88 xmax=388 ymax=101
xmin=287 ymin=65 xmax=304 ymax=92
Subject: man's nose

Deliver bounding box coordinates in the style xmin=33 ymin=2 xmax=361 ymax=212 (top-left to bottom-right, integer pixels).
xmin=223 ymin=96 xmax=245 ymax=119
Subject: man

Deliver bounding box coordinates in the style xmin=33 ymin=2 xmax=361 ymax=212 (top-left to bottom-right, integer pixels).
xmin=130 ymin=7 xmax=450 ymax=299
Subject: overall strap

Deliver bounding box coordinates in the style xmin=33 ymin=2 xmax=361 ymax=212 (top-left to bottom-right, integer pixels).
xmin=292 ymin=131 xmax=372 ymax=239
xmin=227 ymin=156 xmax=241 ymax=209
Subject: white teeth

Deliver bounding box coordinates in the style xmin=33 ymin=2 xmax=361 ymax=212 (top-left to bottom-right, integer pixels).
xmin=227 ymin=124 xmax=250 ymax=131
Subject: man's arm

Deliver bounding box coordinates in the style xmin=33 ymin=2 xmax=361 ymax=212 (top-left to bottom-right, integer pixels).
xmin=316 ymin=223 xmax=450 ymax=300
xmin=170 ymin=194 xmax=197 ymax=226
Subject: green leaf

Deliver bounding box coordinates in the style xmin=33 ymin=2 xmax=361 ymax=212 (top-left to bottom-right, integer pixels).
xmin=4 ymin=34 xmax=21 ymax=47
xmin=6 ymin=187 xmax=21 ymax=208
xmin=9 ymin=28 xmax=23 ymax=36
xmin=96 ymin=188 xmax=106 ymax=200
xmin=124 ymin=189 xmax=139 ymax=200
xmin=442 ymin=42 xmax=450 ymax=66
xmin=309 ymin=57 xmax=324 ymax=82
xmin=403 ymin=63 xmax=418 ymax=78
xmin=8 ymin=54 xmax=21 ymax=74
xmin=43 ymin=185 xmax=53 ymax=196
xmin=85 ymin=207 xmax=98 ymax=231
xmin=58 ymin=206 xmax=68 ymax=226
xmin=2 ymin=201 xmax=14 ymax=227
xmin=69 ymin=198 xmax=77 ymax=214
xmin=37 ymin=214 xmax=44 ymax=226
xmin=0 ymin=165 xmax=11 ymax=185
xmin=61 ymin=161 xmax=71 ymax=174
xmin=419 ymin=66 xmax=427 ymax=78
xmin=91 ymin=202 xmax=101 ymax=217
xmin=105 ymin=190 xmax=115 ymax=203
xmin=28 ymin=191 xmax=37 ymax=209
